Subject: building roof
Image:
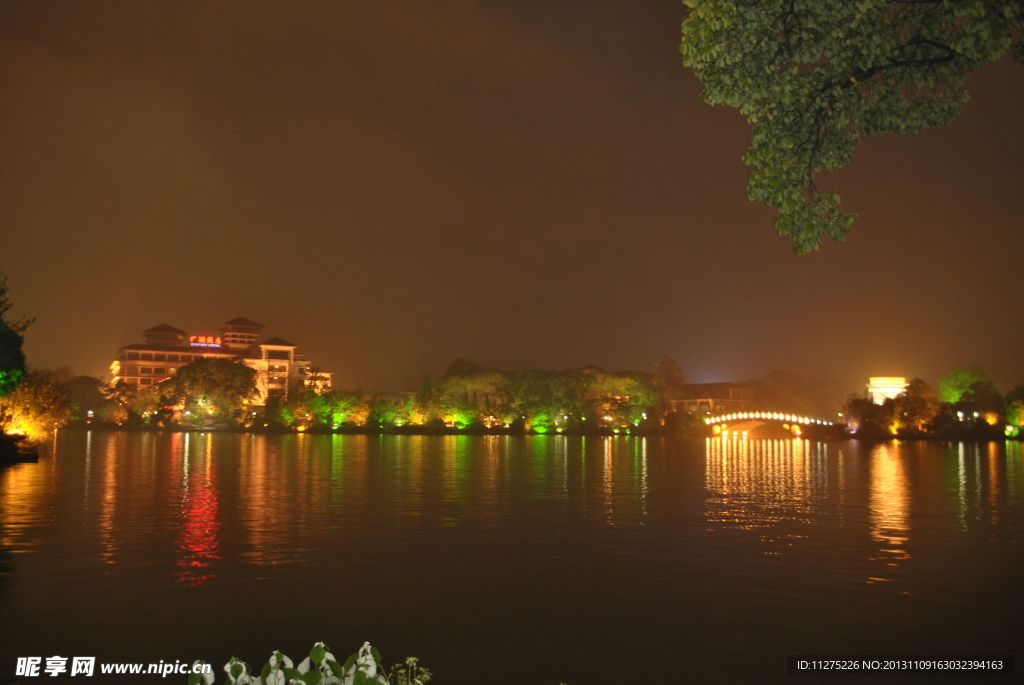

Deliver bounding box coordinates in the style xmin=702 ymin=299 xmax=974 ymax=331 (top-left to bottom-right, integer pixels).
xmin=223 ymin=317 xmax=265 ymax=328
xmin=142 ymin=323 xmax=187 ymax=336
xmin=260 ymin=336 xmax=296 ymax=347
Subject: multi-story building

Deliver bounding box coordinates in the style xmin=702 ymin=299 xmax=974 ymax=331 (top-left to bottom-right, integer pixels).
xmin=110 ymin=317 xmax=332 ymax=403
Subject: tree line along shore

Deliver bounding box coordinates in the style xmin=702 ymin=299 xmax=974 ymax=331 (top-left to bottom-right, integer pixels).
xmin=2 ymin=355 xmax=1021 ymax=445
xmin=3 ymin=273 xmax=1021 ymax=447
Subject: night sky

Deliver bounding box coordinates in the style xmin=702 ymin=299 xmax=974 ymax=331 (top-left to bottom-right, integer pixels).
xmin=2 ymin=0 xmax=1022 ymax=395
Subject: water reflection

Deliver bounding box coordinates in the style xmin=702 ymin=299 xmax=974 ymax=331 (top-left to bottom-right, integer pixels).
xmin=238 ymin=433 xmax=282 ymax=565
xmin=176 ymin=435 xmax=220 ymax=585
xmin=603 ymin=437 xmax=614 ymax=524
xmin=0 ymin=525 xmax=11 ymax=600
xmin=5 ymin=432 xmax=1021 ymax=593
xmin=704 ymin=437 xmax=830 ymax=536
xmin=867 ymin=444 xmax=911 ymax=582
xmin=98 ymin=434 xmax=120 ymax=563
xmin=1007 ymin=440 xmax=1022 ymax=503
xmin=577 ymin=437 xmax=647 ymax=526
xmin=0 ymin=461 xmax=52 ymax=549
xmin=950 ymin=441 xmax=1013 ymax=535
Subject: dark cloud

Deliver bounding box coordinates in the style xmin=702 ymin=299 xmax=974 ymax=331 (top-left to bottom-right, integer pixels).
xmin=2 ymin=0 xmax=1022 ymax=395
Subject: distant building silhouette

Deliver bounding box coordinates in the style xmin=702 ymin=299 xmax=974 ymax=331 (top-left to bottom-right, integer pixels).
xmin=668 ymin=382 xmax=755 ymax=414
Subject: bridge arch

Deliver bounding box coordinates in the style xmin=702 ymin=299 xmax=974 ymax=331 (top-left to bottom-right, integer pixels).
xmin=705 ymin=411 xmax=835 ymax=438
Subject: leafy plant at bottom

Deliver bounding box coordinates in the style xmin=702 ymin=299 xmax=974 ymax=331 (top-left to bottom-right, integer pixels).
xmin=197 ymin=641 xmax=426 ymax=685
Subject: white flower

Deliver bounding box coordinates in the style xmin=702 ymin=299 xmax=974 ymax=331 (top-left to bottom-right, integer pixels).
xmin=269 ymin=652 xmax=293 ymax=670
xmin=356 ymin=642 xmax=376 ymax=677
xmin=340 ymin=643 xmax=388 ymax=685
xmin=223 ymin=657 xmax=255 ymax=685
xmin=264 ymin=670 xmax=287 ymax=685
xmin=192 ymin=663 xmax=215 ymax=685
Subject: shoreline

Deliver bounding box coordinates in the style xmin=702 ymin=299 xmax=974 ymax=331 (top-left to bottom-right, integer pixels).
xmin=44 ymin=423 xmax=1020 ymax=443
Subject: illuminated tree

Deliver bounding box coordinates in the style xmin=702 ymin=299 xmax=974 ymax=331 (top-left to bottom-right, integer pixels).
xmin=583 ymin=372 xmax=657 ymax=427
xmin=367 ymin=394 xmax=415 ymax=428
xmin=497 ymin=370 xmax=585 ymax=431
xmin=842 ymin=392 xmax=896 ymax=437
xmin=937 ymin=365 xmax=993 ymax=403
xmin=328 ymin=389 xmax=370 ymax=426
xmin=101 ymin=380 xmax=136 ymax=424
xmin=1005 ymin=398 xmax=1024 ymax=428
xmin=295 ymin=388 xmax=332 ymax=427
xmin=162 ymin=358 xmax=257 ymax=424
xmin=434 ymin=371 xmax=504 ymax=427
xmin=1005 ymin=386 xmax=1024 ymax=428
xmin=957 ymin=379 xmax=1004 ymax=423
xmin=893 ymin=377 xmax=940 ymax=434
xmin=66 ymin=376 xmax=109 ymax=421
xmin=130 ymin=386 xmax=167 ymax=424
xmin=680 ymin=1 xmax=1024 ymax=253
xmin=0 ymin=371 xmax=72 ymax=441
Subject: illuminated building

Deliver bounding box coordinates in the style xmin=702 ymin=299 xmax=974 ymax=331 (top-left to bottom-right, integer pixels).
xmin=109 ymin=317 xmax=332 ymax=403
xmin=669 ymin=383 xmax=755 ymax=414
xmin=867 ymin=377 xmax=907 ymax=405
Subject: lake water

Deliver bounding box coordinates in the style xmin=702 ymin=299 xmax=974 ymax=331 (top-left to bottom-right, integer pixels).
xmin=1 ymin=431 xmax=1021 ymax=683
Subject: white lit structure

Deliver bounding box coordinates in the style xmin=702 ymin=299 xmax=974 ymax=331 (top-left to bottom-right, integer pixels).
xmin=866 ymin=377 xmax=908 ymax=405
xmin=110 ymin=318 xmax=332 ymax=403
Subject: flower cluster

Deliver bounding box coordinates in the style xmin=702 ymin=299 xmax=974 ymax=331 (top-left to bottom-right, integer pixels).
xmin=190 ymin=642 xmax=429 ymax=685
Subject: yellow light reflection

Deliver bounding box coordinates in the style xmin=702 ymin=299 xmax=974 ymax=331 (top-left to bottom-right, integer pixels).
xmin=867 ymin=444 xmax=910 ymax=582
xmin=704 ymin=437 xmax=829 ymax=544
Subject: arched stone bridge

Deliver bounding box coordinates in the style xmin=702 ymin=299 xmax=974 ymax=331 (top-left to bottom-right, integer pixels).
xmin=704 ymin=411 xmax=836 ymax=438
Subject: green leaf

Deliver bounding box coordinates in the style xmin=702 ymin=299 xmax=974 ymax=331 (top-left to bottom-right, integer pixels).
xmin=326 ymin=660 xmax=344 ymax=678
xmin=188 ymin=674 xmax=201 ymax=685
xmin=370 ymin=647 xmax=382 ymax=670
xmin=343 ymin=654 xmax=358 ymax=673
xmin=353 ymin=671 xmax=369 ymax=685
xmin=310 ymin=646 xmax=326 ymax=666
xmin=283 ymin=667 xmax=303 ymax=680
xmin=262 ymin=663 xmax=272 ymax=682
xmin=301 ymin=671 xmax=322 ymax=685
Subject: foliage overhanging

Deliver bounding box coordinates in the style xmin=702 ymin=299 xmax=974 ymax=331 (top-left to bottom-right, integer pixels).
xmin=680 ymin=0 xmax=1023 ymax=254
